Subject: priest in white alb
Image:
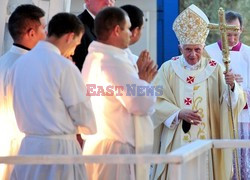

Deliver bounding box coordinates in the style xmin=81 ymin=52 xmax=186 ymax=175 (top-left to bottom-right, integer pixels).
xmin=0 ymin=5 xmax=46 ymax=179
xmin=82 ymin=7 xmax=156 ymax=180
xmin=151 ymin=5 xmax=246 ymax=180
xmin=9 ymin=13 xmax=96 ymax=180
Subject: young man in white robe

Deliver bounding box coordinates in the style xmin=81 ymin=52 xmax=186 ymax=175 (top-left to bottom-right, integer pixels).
xmin=121 ymin=4 xmax=157 ymax=80
xmin=120 ymin=5 xmax=158 ymax=179
xmin=205 ymin=11 xmax=250 ymax=179
xmin=0 ymin=4 xmax=46 ymax=179
xmin=151 ymin=5 xmax=246 ymax=180
xmin=82 ymin=7 xmax=156 ymax=180
xmin=9 ymin=13 xmax=96 ymax=180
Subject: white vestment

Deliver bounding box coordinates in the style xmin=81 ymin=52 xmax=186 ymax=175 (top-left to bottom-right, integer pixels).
xmin=206 ymin=42 xmax=250 ymax=179
xmin=0 ymin=45 xmax=26 ymax=180
xmin=151 ymin=55 xmax=246 ymax=180
xmin=125 ymin=48 xmax=139 ymax=73
xmin=82 ymin=41 xmax=155 ymax=180
xmin=125 ymin=47 xmax=154 ymax=180
xmin=9 ymin=41 xmax=96 ymax=180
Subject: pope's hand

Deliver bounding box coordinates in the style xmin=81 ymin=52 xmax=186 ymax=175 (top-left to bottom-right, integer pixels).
xmin=178 ymin=109 xmax=201 ymax=125
xmin=224 ymin=70 xmax=235 ymax=89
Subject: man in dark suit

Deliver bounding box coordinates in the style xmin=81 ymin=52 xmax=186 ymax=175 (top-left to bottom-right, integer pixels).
xmin=72 ymin=0 xmax=116 ymax=71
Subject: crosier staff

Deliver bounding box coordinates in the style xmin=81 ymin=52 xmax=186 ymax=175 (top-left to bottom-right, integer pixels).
xmin=208 ymin=7 xmax=241 ymax=180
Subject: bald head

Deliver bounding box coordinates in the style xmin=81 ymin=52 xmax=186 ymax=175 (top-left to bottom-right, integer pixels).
xmin=85 ymin=0 xmax=116 ymax=16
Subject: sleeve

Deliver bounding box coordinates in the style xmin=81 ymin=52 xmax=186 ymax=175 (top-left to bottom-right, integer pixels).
xmin=60 ymin=64 xmax=96 ymax=135
xmin=151 ymin=62 xmax=181 ymax=128
xmin=103 ymin=58 xmax=156 ymax=116
xmin=223 ymin=82 xmax=240 ymax=108
xmin=164 ymin=110 xmax=181 ymax=129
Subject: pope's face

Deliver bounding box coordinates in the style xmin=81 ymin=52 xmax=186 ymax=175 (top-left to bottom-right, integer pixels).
xmin=180 ymin=44 xmax=204 ymax=65
xmin=226 ymin=18 xmax=242 ymax=47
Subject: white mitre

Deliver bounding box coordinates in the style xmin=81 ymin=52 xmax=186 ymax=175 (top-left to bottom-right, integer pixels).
xmin=173 ymin=4 xmax=209 ymax=45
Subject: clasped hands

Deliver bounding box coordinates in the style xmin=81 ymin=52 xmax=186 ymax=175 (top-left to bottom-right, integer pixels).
xmin=137 ymin=50 xmax=158 ymax=83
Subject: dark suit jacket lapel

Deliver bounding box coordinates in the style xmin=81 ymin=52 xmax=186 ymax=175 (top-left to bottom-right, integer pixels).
xmin=78 ymin=10 xmax=96 ymax=38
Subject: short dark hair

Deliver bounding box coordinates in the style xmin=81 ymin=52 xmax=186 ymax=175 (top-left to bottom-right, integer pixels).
xmin=47 ymin=12 xmax=84 ymax=38
xmin=95 ymin=7 xmax=127 ymax=41
xmin=8 ymin=4 xmax=45 ymax=41
xmin=225 ymin=10 xmax=243 ymax=28
xmin=120 ymin=5 xmax=144 ymax=31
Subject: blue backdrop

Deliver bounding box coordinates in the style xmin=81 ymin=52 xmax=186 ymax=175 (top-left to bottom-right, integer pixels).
xmin=157 ymin=0 xmax=179 ymax=67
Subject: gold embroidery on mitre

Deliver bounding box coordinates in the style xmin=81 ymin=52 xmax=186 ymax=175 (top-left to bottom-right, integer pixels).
xmin=173 ymin=4 xmax=209 ymax=45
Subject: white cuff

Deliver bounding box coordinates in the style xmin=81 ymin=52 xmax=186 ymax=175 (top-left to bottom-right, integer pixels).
xmin=164 ymin=110 xmax=181 ymax=129
xmin=223 ymin=82 xmax=239 ymax=108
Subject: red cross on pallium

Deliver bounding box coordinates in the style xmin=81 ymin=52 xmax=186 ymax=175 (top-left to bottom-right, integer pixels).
xmin=184 ymin=97 xmax=192 ymax=105
xmin=209 ymin=60 xmax=217 ymax=66
xmin=172 ymin=56 xmax=179 ymax=61
xmin=186 ymin=76 xmax=195 ymax=84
